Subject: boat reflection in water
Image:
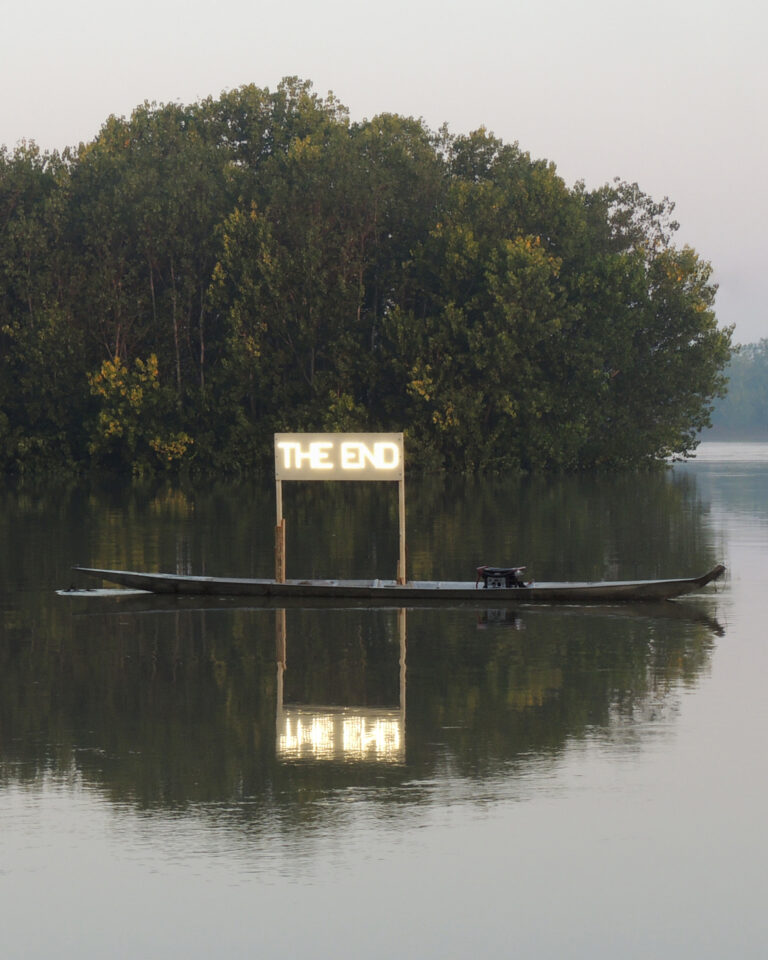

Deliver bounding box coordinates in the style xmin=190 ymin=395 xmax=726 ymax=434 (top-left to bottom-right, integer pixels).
xmin=275 ymin=608 xmax=407 ymax=764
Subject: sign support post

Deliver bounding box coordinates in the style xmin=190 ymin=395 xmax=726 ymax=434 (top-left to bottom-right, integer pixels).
xmin=398 ymin=477 xmax=406 ymax=585
xmin=275 ymin=477 xmax=286 ymax=583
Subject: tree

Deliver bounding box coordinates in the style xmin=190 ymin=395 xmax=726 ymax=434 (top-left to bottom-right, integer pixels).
xmin=211 ymin=101 xmax=445 ymax=460
xmin=69 ymin=102 xmax=231 ymax=391
xmin=0 ymin=82 xmax=733 ymax=476
xmin=0 ymin=143 xmax=90 ymax=473
xmin=87 ymin=353 xmax=193 ymax=475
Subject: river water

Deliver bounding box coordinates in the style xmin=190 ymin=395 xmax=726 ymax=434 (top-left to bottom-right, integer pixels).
xmin=1 ymin=443 xmax=766 ymax=958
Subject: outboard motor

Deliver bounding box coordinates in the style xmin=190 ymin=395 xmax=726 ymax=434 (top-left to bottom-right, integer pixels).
xmin=475 ymin=565 xmax=528 ymax=589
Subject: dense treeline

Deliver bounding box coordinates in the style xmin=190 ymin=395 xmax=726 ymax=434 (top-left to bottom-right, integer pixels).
xmin=708 ymin=340 xmax=768 ymax=438
xmin=1 ymin=78 xmax=732 ymax=477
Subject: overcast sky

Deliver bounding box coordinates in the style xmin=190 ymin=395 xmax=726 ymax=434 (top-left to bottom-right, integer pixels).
xmin=2 ymin=0 xmax=765 ymax=343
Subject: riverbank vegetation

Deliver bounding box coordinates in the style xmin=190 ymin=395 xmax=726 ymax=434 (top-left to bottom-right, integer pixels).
xmin=707 ymin=340 xmax=768 ymax=438
xmin=1 ymin=78 xmax=732 ymax=477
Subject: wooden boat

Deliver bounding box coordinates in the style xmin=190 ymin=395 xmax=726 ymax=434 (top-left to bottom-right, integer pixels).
xmin=71 ymin=563 xmax=726 ymax=604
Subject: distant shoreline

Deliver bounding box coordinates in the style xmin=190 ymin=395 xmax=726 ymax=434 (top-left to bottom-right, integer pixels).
xmin=699 ymin=432 xmax=768 ymax=442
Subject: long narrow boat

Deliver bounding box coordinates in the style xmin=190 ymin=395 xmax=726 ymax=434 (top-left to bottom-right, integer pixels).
xmin=71 ymin=564 xmax=726 ymax=603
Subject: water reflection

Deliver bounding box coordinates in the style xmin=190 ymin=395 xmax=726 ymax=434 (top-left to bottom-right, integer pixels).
xmin=477 ymin=600 xmax=725 ymax=635
xmin=0 ymin=597 xmax=723 ymax=815
xmin=276 ymin=608 xmax=407 ymax=764
xmin=0 ymin=461 xmax=733 ymax=830
xmin=6 ymin=456 xmax=767 ymax=959
xmin=278 ymin=707 xmax=404 ymax=762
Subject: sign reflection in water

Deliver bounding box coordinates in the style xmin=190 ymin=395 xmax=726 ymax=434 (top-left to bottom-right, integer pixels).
xmin=277 ymin=707 xmax=403 ymax=762
xmin=275 ymin=608 xmax=407 ymax=763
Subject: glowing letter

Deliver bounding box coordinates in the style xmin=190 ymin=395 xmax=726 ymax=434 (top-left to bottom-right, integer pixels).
xmin=374 ymin=442 xmax=399 ymax=469
xmin=341 ymin=442 xmax=364 ymax=469
xmin=310 ymin=441 xmax=333 ymax=469
xmin=276 ymin=441 xmax=300 ymax=469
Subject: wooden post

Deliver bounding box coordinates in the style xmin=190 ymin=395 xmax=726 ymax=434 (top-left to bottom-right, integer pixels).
xmin=275 ymin=478 xmax=286 ymax=582
xmin=398 ymin=477 xmax=406 ymax=584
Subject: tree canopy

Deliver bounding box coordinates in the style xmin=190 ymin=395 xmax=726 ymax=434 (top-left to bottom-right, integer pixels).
xmin=0 ymin=78 xmax=732 ymax=477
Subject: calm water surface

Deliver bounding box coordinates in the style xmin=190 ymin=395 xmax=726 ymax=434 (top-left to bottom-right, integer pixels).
xmin=1 ymin=443 xmax=767 ymax=958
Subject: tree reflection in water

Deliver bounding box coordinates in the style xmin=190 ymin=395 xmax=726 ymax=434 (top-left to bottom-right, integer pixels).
xmin=0 ymin=597 xmax=721 ymax=830
xmin=0 ymin=469 xmax=726 ymax=837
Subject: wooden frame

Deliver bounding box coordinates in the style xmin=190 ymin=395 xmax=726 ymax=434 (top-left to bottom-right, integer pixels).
xmin=274 ymin=433 xmax=406 ymax=584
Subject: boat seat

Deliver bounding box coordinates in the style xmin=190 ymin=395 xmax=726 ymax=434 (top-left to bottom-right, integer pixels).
xmin=476 ymin=565 xmax=527 ymax=588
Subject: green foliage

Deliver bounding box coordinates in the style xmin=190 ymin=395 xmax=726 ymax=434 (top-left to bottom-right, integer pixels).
xmin=0 ymin=81 xmax=733 ymax=477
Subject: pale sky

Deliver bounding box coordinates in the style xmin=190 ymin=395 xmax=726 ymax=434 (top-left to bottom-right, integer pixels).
xmin=2 ymin=0 xmax=765 ymax=343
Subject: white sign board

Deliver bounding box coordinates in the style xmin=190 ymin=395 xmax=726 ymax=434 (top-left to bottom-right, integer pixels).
xmin=274 ymin=432 xmax=404 ymax=482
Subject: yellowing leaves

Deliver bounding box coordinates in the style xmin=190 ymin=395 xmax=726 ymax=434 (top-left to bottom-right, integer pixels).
xmin=87 ymin=354 xmax=160 ymax=409
xmin=87 ymin=353 xmax=193 ymax=473
xmin=431 ymin=403 xmax=459 ymax=430
xmin=149 ymin=432 xmax=194 ymax=462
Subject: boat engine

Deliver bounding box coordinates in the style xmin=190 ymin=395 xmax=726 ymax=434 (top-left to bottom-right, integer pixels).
xmin=475 ymin=565 xmax=527 ymax=589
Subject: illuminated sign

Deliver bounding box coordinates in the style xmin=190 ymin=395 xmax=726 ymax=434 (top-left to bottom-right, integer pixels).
xmin=274 ymin=432 xmax=404 ymax=481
